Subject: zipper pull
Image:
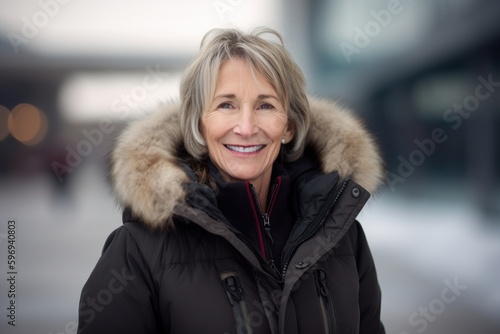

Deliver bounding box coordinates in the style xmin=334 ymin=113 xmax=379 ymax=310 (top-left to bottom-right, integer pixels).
xmin=317 ymin=269 xmax=329 ymax=297
xmin=263 ymin=213 xmax=274 ymax=246
xmin=224 ymin=276 xmax=243 ymax=304
xmin=221 ymin=273 xmax=254 ymax=334
xmin=269 ymin=259 xmax=281 ymax=277
xmin=263 ymin=213 xmax=270 ymax=228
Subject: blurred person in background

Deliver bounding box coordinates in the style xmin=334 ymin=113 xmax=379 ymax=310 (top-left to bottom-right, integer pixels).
xmin=77 ymin=27 xmax=385 ymax=334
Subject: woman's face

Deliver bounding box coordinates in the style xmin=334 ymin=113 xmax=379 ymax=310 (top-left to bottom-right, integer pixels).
xmin=201 ymin=58 xmax=294 ymax=190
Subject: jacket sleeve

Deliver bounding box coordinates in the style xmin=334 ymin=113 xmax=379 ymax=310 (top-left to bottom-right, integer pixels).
xmin=77 ymin=225 xmax=160 ymax=333
xmin=355 ymin=220 xmax=386 ymax=334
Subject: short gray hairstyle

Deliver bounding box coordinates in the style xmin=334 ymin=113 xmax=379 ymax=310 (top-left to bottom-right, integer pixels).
xmin=179 ymin=27 xmax=310 ymax=162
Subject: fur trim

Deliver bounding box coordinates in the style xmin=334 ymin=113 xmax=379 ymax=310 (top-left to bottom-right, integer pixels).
xmin=110 ymin=102 xmax=188 ymax=229
xmin=110 ymin=97 xmax=384 ymax=229
xmin=307 ymin=98 xmax=384 ymax=194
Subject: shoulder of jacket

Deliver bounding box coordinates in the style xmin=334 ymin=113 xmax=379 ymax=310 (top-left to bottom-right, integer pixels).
xmin=121 ymin=222 xmax=167 ymax=271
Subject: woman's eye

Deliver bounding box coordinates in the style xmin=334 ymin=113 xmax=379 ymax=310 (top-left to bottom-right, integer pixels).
xmin=218 ymin=102 xmax=234 ymax=109
xmin=258 ymin=103 xmax=274 ymax=110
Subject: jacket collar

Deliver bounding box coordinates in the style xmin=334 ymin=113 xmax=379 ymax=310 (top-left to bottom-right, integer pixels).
xmin=111 ymin=97 xmax=384 ymax=230
xmin=212 ymin=161 xmax=294 ymax=268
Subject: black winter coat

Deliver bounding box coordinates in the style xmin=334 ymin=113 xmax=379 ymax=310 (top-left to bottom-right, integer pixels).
xmin=78 ymin=98 xmax=386 ymax=334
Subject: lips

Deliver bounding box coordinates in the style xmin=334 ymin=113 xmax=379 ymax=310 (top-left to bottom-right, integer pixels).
xmin=225 ymin=144 xmax=265 ymax=153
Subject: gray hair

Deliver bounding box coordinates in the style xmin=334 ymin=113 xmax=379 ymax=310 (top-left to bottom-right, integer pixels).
xmin=179 ymin=27 xmax=310 ymax=161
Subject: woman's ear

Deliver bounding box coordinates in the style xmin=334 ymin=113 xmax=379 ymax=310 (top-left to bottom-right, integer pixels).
xmin=283 ymin=122 xmax=295 ymax=144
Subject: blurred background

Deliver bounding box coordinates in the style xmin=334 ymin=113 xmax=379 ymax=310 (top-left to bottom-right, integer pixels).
xmin=0 ymin=0 xmax=499 ymax=333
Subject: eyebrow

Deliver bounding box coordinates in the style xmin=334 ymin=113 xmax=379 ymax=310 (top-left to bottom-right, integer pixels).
xmin=257 ymin=94 xmax=279 ymax=101
xmin=213 ymin=94 xmax=236 ymax=100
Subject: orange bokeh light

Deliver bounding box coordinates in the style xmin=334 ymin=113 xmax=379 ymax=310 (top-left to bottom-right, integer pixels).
xmin=7 ymin=104 xmax=48 ymax=145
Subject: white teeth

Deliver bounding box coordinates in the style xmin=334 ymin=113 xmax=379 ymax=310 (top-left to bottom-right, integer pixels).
xmin=226 ymin=145 xmax=264 ymax=153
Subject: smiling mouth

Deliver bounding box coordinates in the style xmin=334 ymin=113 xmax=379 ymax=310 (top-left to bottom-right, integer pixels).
xmin=225 ymin=144 xmax=265 ymax=153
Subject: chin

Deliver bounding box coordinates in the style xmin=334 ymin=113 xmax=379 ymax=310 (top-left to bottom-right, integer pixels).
xmin=228 ymin=172 xmax=259 ymax=182
xmin=226 ymin=167 xmax=264 ymax=183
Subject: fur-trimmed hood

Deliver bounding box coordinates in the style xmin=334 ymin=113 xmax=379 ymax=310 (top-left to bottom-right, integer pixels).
xmin=110 ymin=97 xmax=384 ymax=229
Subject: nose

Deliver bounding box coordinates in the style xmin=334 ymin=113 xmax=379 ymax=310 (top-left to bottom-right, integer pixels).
xmin=233 ymin=105 xmax=258 ymax=137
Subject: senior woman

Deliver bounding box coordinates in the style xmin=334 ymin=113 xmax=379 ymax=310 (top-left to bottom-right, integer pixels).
xmin=78 ymin=27 xmax=385 ymax=334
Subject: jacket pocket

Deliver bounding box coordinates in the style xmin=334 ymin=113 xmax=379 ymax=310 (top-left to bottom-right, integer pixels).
xmin=221 ymin=271 xmax=253 ymax=334
xmin=314 ymin=268 xmax=338 ymax=334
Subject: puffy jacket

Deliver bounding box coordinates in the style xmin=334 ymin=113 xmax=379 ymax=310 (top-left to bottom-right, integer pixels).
xmin=77 ymin=98 xmax=385 ymax=334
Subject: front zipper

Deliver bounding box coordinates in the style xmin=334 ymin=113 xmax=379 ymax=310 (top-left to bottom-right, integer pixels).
xmin=249 ymin=179 xmax=281 ymax=277
xmin=281 ymin=179 xmax=349 ymax=279
xmin=221 ymin=218 xmax=281 ymax=280
xmin=221 ymin=272 xmax=253 ymax=334
xmin=314 ymin=268 xmax=338 ymax=334
xmin=251 ymin=179 xmax=280 ymax=246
